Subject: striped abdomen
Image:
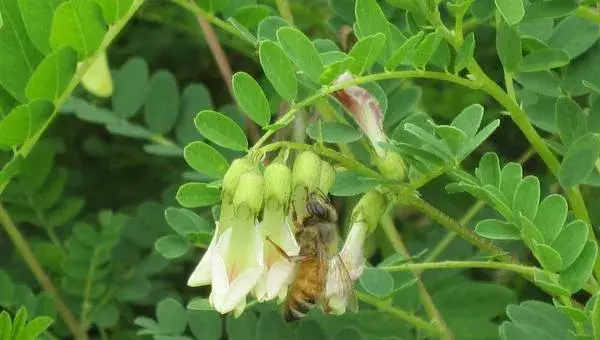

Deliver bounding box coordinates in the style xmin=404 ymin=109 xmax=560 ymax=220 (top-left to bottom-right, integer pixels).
xmin=283 ymin=258 xmax=326 ymax=322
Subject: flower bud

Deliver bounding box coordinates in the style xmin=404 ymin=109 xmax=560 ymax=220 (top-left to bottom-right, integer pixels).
xmin=376 ymin=151 xmax=406 ymax=181
xmin=351 ymin=190 xmax=386 ymax=234
xmin=318 ymin=161 xmax=336 ymax=194
xmin=292 ymin=151 xmax=322 ymax=192
xmin=263 ymin=161 xmax=292 ymax=209
xmin=222 ymin=158 xmax=253 ymax=198
xmin=233 ymin=169 xmax=264 ymax=215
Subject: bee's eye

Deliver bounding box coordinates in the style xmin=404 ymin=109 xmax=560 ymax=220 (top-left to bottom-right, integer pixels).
xmin=307 ymin=202 xmax=328 ymax=219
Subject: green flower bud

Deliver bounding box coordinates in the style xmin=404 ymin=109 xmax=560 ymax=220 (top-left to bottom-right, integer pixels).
xmin=233 ymin=169 xmax=264 ymax=215
xmin=351 ymin=190 xmax=386 ymax=234
xmin=222 ymin=158 xmax=253 ymax=198
xmin=263 ymin=161 xmax=292 ymax=209
xmin=292 ymin=151 xmax=322 ymax=192
xmin=376 ymin=151 xmax=405 ymax=181
xmin=318 ymin=161 xmax=336 ymax=194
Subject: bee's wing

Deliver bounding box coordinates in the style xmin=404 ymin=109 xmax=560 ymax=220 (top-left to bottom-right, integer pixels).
xmin=327 ymin=254 xmax=358 ymax=313
xmin=314 ymin=243 xmax=330 ymax=313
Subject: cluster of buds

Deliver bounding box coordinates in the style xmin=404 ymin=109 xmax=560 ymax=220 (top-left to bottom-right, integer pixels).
xmin=187 ymin=150 xmax=386 ymax=316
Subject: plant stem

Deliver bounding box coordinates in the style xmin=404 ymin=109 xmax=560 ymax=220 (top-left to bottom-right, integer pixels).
xmin=576 ymin=6 xmax=600 ymax=24
xmin=0 ymin=0 xmax=144 ymax=196
xmin=275 ymin=0 xmax=295 ymax=25
xmin=0 ymin=204 xmax=87 ymax=339
xmin=380 ymin=213 xmax=454 ymax=339
xmin=381 ymin=260 xmax=538 ymax=277
xmin=355 ymin=291 xmax=441 ymax=337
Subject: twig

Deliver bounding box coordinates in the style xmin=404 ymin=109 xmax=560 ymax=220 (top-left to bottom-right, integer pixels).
xmin=275 ymin=0 xmax=295 ymax=25
xmin=0 ymin=204 xmax=87 ymax=339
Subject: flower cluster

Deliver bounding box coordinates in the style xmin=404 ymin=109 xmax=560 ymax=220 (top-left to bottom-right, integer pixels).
xmin=186 ymin=151 xmax=386 ymax=316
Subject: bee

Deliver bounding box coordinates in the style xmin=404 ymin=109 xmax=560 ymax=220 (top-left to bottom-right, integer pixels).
xmin=268 ymin=192 xmax=358 ymax=322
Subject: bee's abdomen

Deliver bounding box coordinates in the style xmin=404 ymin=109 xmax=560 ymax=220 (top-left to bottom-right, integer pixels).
xmin=283 ymin=261 xmax=324 ymax=322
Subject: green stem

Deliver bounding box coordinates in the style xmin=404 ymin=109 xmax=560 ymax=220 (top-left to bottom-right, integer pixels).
xmin=355 ymin=291 xmax=441 ymax=337
xmin=250 ymin=70 xmax=478 ymax=151
xmin=275 ymin=0 xmax=295 ymax=25
xmin=381 ymin=260 xmax=538 ymax=277
xmin=0 ymin=204 xmax=87 ymax=339
xmin=576 ymin=6 xmax=600 ymax=24
xmin=380 ymin=213 xmax=454 ymax=339
xmin=0 ymin=0 xmax=145 ymax=196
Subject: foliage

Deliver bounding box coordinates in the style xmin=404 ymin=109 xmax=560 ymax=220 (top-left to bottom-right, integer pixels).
xmin=1 ymin=0 xmax=600 ymax=339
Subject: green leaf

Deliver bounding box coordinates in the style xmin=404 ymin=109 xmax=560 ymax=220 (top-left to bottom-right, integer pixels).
xmin=560 ymin=240 xmax=598 ymax=293
xmin=94 ymin=0 xmax=133 ymax=24
xmin=475 ymin=152 xmax=501 ymax=187
xmin=227 ymin=17 xmax=258 ymax=45
xmin=259 ymin=41 xmax=297 ymax=102
xmin=514 ymin=71 xmax=563 ymax=97
xmin=90 ymin=303 xmax=119 ymax=327
xmin=555 ymin=97 xmax=588 ymax=147
xmin=232 ymin=72 xmax=271 ymax=126
xmin=512 ymin=176 xmax=540 ymax=221
xmin=330 ymin=171 xmax=378 ymax=197
xmin=494 ymin=0 xmax=525 ymax=25
xmin=0 ymin=0 xmax=43 ymax=103
xmin=184 ymin=141 xmax=229 ymax=179
xmin=496 ymin=19 xmax=522 ymax=73
xmin=157 ymin=298 xmax=188 ymax=334
xmin=257 ymin=16 xmax=288 ymax=42
xmin=256 ymin=311 xmax=293 ymax=340
xmin=552 ymin=220 xmax=588 ymax=271
xmin=534 ymin=194 xmax=567 ymax=244
xmin=297 ymin=321 xmax=328 ymax=340
xmin=306 ymin=121 xmax=362 ymax=143
xmin=106 ymin=122 xmax=152 ymax=139
xmin=413 ymin=30 xmax=442 ymax=69
xmin=519 ymin=49 xmax=570 ymax=72
xmin=143 ymin=71 xmax=180 ymax=134
xmin=385 ymin=31 xmax=424 ymax=70
xmin=112 ymin=58 xmax=150 ymax=119
xmin=25 ymin=47 xmax=78 ymax=101
xmin=519 ymin=214 xmax=545 ymax=246
xmin=50 ymin=0 xmax=106 ymax=59
xmin=277 ymin=27 xmax=323 ymax=83
xmin=155 ymin=235 xmax=190 ymax=259
xmin=176 ymin=183 xmax=220 ymax=208
xmin=451 ymin=104 xmax=484 ymax=138
xmin=457 ymin=119 xmax=500 ymax=160
xmin=524 ymin=1 xmax=577 ymax=20
xmin=176 ymin=83 xmax=212 ymax=145
xmin=533 ymin=244 xmax=563 ymax=272
xmin=0 ymin=100 xmax=53 ymax=148
xmin=188 ymin=307 xmax=222 ymax=340
xmin=17 ymin=316 xmax=53 ymax=340
xmin=18 ymin=0 xmax=63 ymax=54
xmin=194 ymin=110 xmax=248 ymax=151
xmin=348 ymin=33 xmax=386 ymax=75
xmin=455 ymin=32 xmax=475 ymax=72
xmin=475 ymin=219 xmax=520 ymax=240
xmin=558 ymin=133 xmax=600 ymax=188
xmin=501 ymin=300 xmax=575 ymax=340
xmin=226 ymin=311 xmax=258 ymax=340
xmin=547 ymin=15 xmax=599 ymax=59
xmin=359 ymin=268 xmax=393 ymax=298
xmin=354 ymin=0 xmax=392 ymax=56
xmin=436 ymin=126 xmax=466 ymax=154
xmin=232 ymin=5 xmax=271 ymax=30
xmin=593 ymin=292 xmax=600 ymax=339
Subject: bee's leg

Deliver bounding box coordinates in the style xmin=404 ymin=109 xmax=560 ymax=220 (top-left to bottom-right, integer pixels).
xmin=265 ymin=236 xmax=307 ymax=262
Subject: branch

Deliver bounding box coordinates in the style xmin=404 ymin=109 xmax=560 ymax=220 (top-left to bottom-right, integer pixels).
xmin=381 ymin=260 xmax=538 ymax=277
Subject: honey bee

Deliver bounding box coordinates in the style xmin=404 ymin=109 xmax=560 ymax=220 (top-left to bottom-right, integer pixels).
xmin=268 ymin=192 xmax=358 ymax=321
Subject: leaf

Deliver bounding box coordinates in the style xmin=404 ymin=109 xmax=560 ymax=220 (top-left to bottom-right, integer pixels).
xmin=475 ymin=219 xmax=520 ymax=240
xmin=176 ymin=83 xmax=212 ymax=145
xmin=475 ymin=152 xmax=501 ymax=187
xmin=514 ymin=71 xmax=563 ymax=97
xmin=496 ymin=19 xmax=522 ymax=73
xmin=359 ymin=268 xmax=394 ymax=298
xmin=558 ymin=133 xmax=600 ymax=188
xmin=257 ymin=16 xmax=288 ymax=42
xmin=194 ymin=110 xmax=248 ymax=151
xmin=188 ymin=307 xmax=222 ymax=340
xmin=455 ymin=33 xmax=475 ymax=72
xmin=494 ymin=0 xmax=525 ymax=25
xmin=348 ymin=33 xmax=386 ymax=75
xmin=385 ymin=31 xmax=424 ymax=70
xmin=227 ymin=17 xmax=257 ymax=45
xmin=306 ymin=121 xmax=362 ymax=143
xmin=297 ymin=321 xmax=328 ymax=340
xmin=555 ymin=97 xmax=588 ymax=147
xmin=176 ymin=183 xmax=220 ymax=208
xmin=165 ymin=207 xmax=211 ymax=237
xmin=18 ymin=0 xmax=63 ymax=54
xmin=457 ymin=119 xmax=500 ymax=160
xmin=25 ymin=47 xmax=78 ymax=101
xmin=547 ymin=15 xmax=599 ymax=59
xmin=552 ymin=220 xmax=588 ymax=271
xmin=17 ymin=316 xmax=53 ymax=340
xmin=259 ymin=41 xmax=297 ymax=101
xmin=143 ymin=70 xmax=180 ymax=134
xmin=451 ymin=104 xmax=484 ymax=139
xmin=277 ymin=27 xmax=323 ymax=83
xmin=434 ymin=282 xmax=517 ymax=320
xmin=534 ymin=194 xmax=567 ymax=244
xmin=560 ymin=240 xmax=598 ymax=293
xmin=94 ymin=0 xmax=133 ymax=24
xmin=0 ymin=100 xmax=53 ymax=148
xmin=519 ymin=214 xmax=545 ymax=246
xmin=155 ymin=235 xmax=190 ymax=259
xmin=232 ymin=5 xmax=271 ymax=30
xmin=0 ymin=0 xmax=43 ymax=103
xmin=81 ymin=51 xmax=112 ymax=97
xmin=256 ymin=311 xmax=293 ymax=340
xmin=157 ymin=298 xmax=188 ymax=334
xmin=519 ymin=49 xmax=570 ymax=72
xmin=436 ymin=126 xmax=466 ymax=154
xmin=226 ymin=312 xmax=258 ymax=340
xmin=91 ymin=303 xmax=119 ymax=327
xmin=330 ymin=171 xmax=378 ymax=197
xmin=501 ymin=300 xmax=575 ymax=340
xmin=232 ymin=72 xmax=271 ymax=126
xmin=533 ymin=244 xmax=563 ymax=272
xmin=512 ymin=176 xmax=540 ymax=221
xmin=593 ymin=292 xmax=600 ymax=339
xmin=184 ymin=142 xmax=229 ymax=179
xmin=413 ymin=30 xmax=442 ymax=69
xmin=524 ymin=1 xmax=577 ymax=20
xmin=50 ymin=0 xmax=106 ymax=59
xmin=112 ymin=58 xmax=150 ymax=119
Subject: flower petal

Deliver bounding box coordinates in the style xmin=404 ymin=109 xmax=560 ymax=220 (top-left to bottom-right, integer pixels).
xmin=218 ymin=266 xmax=264 ymax=313
xmin=187 ymin=223 xmax=222 ymax=287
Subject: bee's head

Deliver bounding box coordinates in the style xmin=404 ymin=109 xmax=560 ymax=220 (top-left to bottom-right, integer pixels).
xmin=306 ymin=192 xmax=337 ymax=223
